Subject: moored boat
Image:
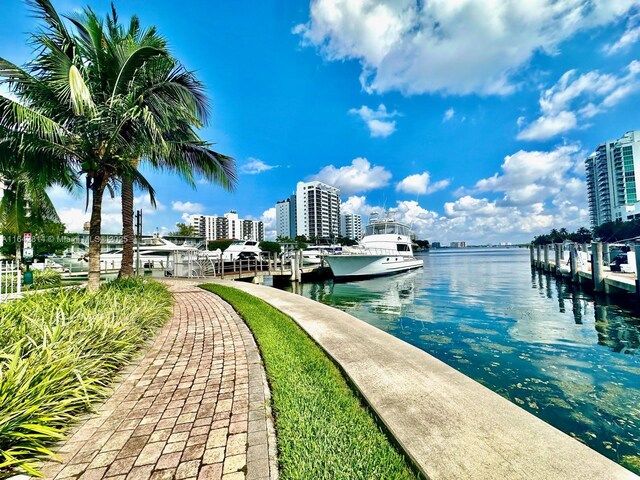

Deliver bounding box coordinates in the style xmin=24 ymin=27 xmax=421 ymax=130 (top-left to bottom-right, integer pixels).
xmin=325 ymin=212 xmax=423 ymax=280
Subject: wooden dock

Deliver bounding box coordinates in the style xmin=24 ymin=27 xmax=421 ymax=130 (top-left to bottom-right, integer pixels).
xmin=530 ymin=242 xmax=639 ymax=297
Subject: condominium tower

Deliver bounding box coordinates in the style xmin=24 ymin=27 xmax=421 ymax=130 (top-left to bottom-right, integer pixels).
xmin=275 ymin=195 xmax=297 ymax=239
xmin=191 ymin=211 xmax=264 ymax=242
xmin=586 ymin=130 xmax=640 ymax=227
xmin=340 ymin=213 xmax=362 ymax=240
xmin=295 ymin=181 xmax=340 ymax=239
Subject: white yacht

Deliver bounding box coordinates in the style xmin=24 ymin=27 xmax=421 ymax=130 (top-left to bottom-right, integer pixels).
xmin=325 ymin=213 xmax=423 ymax=279
xmin=222 ymin=240 xmax=262 ymax=261
xmin=302 ymin=245 xmax=342 ymax=265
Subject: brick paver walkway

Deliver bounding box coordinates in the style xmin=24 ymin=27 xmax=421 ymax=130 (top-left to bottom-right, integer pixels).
xmin=38 ymin=281 xmax=277 ymax=480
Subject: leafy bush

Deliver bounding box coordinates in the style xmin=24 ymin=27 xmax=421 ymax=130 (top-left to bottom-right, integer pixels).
xmin=0 ymin=279 xmax=173 ymax=478
xmin=31 ymin=269 xmax=62 ymax=287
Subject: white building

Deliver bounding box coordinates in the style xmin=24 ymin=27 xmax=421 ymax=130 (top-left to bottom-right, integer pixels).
xmin=275 ymin=195 xmax=296 ymax=238
xmin=340 ymin=213 xmax=362 ymax=240
xmin=191 ymin=211 xmax=264 ymax=242
xmin=586 ymin=130 xmax=640 ymax=227
xmin=295 ymin=181 xmax=340 ymax=240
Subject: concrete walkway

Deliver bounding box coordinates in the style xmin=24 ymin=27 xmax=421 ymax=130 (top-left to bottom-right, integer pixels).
xmin=37 ymin=281 xmax=277 ymax=480
xmin=221 ymin=280 xmax=639 ymax=480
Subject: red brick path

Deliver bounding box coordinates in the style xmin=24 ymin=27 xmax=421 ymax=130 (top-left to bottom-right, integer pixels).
xmin=37 ymin=282 xmax=277 ymax=480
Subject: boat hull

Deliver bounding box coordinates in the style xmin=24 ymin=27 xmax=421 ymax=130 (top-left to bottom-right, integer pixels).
xmin=325 ymin=254 xmax=423 ymax=279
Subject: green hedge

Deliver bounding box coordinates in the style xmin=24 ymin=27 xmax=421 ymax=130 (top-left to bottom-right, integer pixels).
xmin=0 ymin=279 xmax=173 ymax=478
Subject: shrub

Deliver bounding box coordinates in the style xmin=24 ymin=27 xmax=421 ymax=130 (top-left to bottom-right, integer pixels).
xmin=31 ymin=269 xmax=62 ymax=287
xmin=0 ymin=279 xmax=173 ymax=478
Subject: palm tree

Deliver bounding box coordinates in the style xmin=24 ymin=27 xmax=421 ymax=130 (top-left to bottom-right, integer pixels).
xmin=0 ymin=168 xmax=64 ymax=262
xmin=0 ymin=1 xmax=234 ymax=289
xmin=69 ymin=6 xmax=235 ymax=278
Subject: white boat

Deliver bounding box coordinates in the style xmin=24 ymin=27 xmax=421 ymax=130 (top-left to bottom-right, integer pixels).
xmin=302 ymin=245 xmax=343 ymax=265
xmin=325 ymin=213 xmax=423 ymax=279
xmin=222 ymin=240 xmax=262 ymax=261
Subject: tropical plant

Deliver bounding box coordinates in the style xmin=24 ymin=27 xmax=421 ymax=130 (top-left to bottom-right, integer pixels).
xmin=0 ymin=1 xmax=235 ymax=290
xmin=0 ymin=166 xmax=70 ymax=263
xmin=169 ymin=222 xmax=196 ymax=237
xmin=259 ymin=240 xmax=281 ymax=254
xmin=0 ymin=278 xmax=172 ymax=477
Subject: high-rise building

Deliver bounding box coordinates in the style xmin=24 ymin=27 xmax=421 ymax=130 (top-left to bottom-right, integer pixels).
xmin=340 ymin=213 xmax=362 ymax=240
xmin=275 ymin=195 xmax=296 ymax=239
xmin=586 ymin=130 xmax=640 ymax=227
xmin=191 ymin=211 xmax=264 ymax=241
xmin=295 ymin=181 xmax=340 ymax=240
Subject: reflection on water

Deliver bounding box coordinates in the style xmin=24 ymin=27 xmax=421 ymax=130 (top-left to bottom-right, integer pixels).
xmin=282 ymin=248 xmax=640 ymax=471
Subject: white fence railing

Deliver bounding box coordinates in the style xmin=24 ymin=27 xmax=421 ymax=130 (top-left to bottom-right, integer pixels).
xmin=0 ymin=260 xmax=22 ymax=303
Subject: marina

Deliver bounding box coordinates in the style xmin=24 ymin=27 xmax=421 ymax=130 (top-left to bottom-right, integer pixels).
xmin=282 ymin=248 xmax=640 ymax=473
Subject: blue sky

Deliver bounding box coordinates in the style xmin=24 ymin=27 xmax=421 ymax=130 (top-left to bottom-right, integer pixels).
xmin=1 ymin=1 xmax=640 ymax=243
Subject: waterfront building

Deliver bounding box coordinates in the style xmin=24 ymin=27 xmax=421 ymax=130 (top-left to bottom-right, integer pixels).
xmin=191 ymin=211 xmax=264 ymax=241
xmin=340 ymin=213 xmax=362 ymax=240
xmin=276 ymin=195 xmax=297 ymax=238
xmin=295 ymin=181 xmax=340 ymax=240
xmin=450 ymin=241 xmax=466 ymax=248
xmin=586 ymin=130 xmax=640 ymax=227
xmin=431 ymin=242 xmax=441 ymax=248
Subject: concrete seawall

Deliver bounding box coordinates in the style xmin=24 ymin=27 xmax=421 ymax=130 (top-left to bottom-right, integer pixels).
xmin=212 ymin=280 xmax=639 ymax=480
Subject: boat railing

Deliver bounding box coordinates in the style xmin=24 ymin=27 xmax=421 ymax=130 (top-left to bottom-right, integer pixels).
xmin=339 ymin=247 xmax=402 ymax=256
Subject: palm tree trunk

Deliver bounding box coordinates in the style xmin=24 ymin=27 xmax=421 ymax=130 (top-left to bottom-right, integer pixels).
xmin=88 ymin=175 xmax=106 ymax=291
xmin=118 ymin=177 xmax=135 ymax=278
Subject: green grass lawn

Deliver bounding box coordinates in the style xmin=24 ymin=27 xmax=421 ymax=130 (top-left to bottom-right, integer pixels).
xmin=200 ymin=284 xmax=419 ymax=480
xmin=0 ymin=279 xmax=173 ymax=478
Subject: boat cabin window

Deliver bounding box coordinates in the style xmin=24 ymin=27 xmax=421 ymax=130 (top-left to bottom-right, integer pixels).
xmin=246 ymin=241 xmax=257 ymax=246
xmin=366 ymin=223 xmax=410 ymax=236
xmin=397 ymin=244 xmax=410 ymax=252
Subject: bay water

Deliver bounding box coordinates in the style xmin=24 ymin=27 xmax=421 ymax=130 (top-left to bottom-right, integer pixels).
xmin=281 ymin=247 xmax=640 ymax=471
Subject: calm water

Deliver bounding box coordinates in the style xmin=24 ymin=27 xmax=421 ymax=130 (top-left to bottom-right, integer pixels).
xmin=281 ymin=248 xmax=640 ymax=471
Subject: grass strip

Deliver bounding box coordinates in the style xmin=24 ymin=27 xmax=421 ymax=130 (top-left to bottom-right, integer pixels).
xmin=200 ymin=284 xmax=419 ymax=480
xmin=0 ymin=278 xmax=173 ymax=478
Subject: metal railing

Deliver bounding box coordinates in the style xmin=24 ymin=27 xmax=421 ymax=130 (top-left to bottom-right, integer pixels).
xmin=0 ymin=260 xmax=22 ymax=303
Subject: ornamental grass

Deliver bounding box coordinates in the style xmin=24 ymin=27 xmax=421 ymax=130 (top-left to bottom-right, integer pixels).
xmin=0 ymin=279 xmax=172 ymax=478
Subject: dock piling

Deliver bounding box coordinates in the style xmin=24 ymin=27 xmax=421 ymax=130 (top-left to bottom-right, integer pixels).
xmin=602 ymin=243 xmax=610 ymax=266
xmin=543 ymin=244 xmax=550 ymax=272
xmin=530 ymin=244 xmax=535 ymax=267
xmin=592 ymin=242 xmax=604 ymax=293
xmin=536 ymin=245 xmax=541 ymax=269
xmin=554 ymin=243 xmax=562 ymax=276
xmin=570 ymin=243 xmax=579 ymax=283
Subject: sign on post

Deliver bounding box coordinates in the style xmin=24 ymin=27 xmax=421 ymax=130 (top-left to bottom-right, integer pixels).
xmin=23 ymin=233 xmax=33 ymax=263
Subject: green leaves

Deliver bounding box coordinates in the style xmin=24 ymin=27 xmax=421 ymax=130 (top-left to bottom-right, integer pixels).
xmin=0 ymin=279 xmax=173 ymax=478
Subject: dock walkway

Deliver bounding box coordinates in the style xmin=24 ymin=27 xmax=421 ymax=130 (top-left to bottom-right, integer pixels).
xmin=35 ymin=280 xmax=277 ymax=480
xmin=220 ymin=280 xmax=638 ymax=480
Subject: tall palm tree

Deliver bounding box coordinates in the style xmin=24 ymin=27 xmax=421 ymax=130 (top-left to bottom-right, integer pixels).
xmin=0 ymin=1 xmax=235 ymax=288
xmin=68 ymin=6 xmax=235 ymax=278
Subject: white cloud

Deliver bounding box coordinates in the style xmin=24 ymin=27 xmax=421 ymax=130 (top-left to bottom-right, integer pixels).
xmin=517 ymin=61 xmax=640 ymax=140
xmin=171 ymin=201 xmax=205 ymax=213
xmin=605 ymin=13 xmax=640 ymax=55
xmin=396 ymin=172 xmax=450 ymax=195
xmin=260 ymin=207 xmax=277 ymax=240
xmin=309 ymin=157 xmax=392 ymax=194
xmin=294 ymin=0 xmax=640 ymax=96
xmin=340 ymin=195 xmax=376 ymax=216
xmin=0 ymin=83 xmax=20 ymax=103
xmin=443 ymin=108 xmax=455 ymax=122
xmin=348 ymin=104 xmax=399 ymax=137
xmin=240 ymin=157 xmax=278 ymax=175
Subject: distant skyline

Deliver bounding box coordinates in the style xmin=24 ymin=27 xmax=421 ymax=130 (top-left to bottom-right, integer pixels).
xmin=1 ymin=1 xmax=639 ymax=243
